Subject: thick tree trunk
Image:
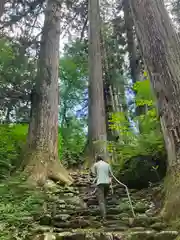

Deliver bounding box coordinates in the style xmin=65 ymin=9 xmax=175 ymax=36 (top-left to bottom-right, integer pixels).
xmin=88 ymin=0 xmax=107 ymax=161
xmin=123 ymin=0 xmax=147 ymax=131
xmin=123 ymin=0 xmax=140 ymax=85
xmin=23 ymin=0 xmax=72 ymax=186
xmin=100 ymin=29 xmax=117 ymax=141
xmin=0 ymin=0 xmax=6 ymax=19
xmin=129 ymin=0 xmax=180 ymax=220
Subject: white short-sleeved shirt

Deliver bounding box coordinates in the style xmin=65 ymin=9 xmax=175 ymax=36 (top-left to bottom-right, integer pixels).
xmin=92 ymin=160 xmax=111 ymax=185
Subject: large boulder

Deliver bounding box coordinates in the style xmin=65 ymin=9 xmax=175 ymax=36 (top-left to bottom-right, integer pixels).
xmin=115 ymin=154 xmax=167 ymax=189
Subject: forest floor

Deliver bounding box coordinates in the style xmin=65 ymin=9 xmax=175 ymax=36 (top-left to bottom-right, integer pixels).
xmin=0 ymin=170 xmax=179 ymax=240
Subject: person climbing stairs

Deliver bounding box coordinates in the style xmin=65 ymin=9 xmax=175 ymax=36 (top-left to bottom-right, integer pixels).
xmin=91 ymin=155 xmax=113 ymax=221
xmin=33 ymin=170 xmax=179 ymax=240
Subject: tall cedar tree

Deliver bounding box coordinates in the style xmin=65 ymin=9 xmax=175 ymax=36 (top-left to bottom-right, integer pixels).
xmin=129 ymin=0 xmax=180 ymax=220
xmin=0 ymin=0 xmax=6 ymax=19
xmin=88 ymin=0 xmax=107 ymax=162
xmin=123 ymin=0 xmax=147 ymax=129
xmin=123 ymin=0 xmax=140 ymax=85
xmin=22 ymin=0 xmax=72 ymax=185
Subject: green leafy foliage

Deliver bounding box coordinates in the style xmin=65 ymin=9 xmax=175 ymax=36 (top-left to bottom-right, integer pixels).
xmin=134 ymin=79 xmax=154 ymax=107
xmin=59 ymin=54 xmax=87 ymax=120
xmin=0 ymin=38 xmax=36 ymax=122
xmin=0 ymin=125 xmax=28 ymax=179
xmin=0 ymin=176 xmax=45 ymax=239
xmin=0 ymin=40 xmax=88 ymax=172
xmin=58 ymin=40 xmax=88 ymax=166
xmin=109 ymin=78 xmax=164 ymax=158
xmin=108 ymin=78 xmax=166 ymax=187
xmin=59 ymin=40 xmax=88 ymax=121
xmin=0 ymin=36 xmax=166 ymax=188
xmin=59 ymin=118 xmax=86 ymax=167
xmin=0 ymin=122 xmax=86 ymax=175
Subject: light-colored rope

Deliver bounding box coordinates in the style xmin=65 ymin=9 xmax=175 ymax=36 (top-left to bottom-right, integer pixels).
xmin=111 ymin=173 xmax=136 ymax=218
xmin=91 ymin=174 xmax=135 ymax=218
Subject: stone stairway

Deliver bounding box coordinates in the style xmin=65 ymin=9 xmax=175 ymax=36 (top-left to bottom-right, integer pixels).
xmin=33 ymin=170 xmax=179 ymax=240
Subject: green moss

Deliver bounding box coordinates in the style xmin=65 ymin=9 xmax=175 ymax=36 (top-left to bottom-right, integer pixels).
xmin=0 ymin=175 xmax=46 ymax=240
xmin=162 ymin=166 xmax=180 ymax=223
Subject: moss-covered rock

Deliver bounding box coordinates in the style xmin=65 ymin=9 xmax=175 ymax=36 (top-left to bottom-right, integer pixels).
xmin=150 ymin=222 xmax=167 ymax=231
xmin=53 ymin=214 xmax=71 ymax=221
xmin=115 ymin=154 xmax=166 ymax=189
xmin=130 ymin=215 xmax=155 ymax=227
xmin=126 ymin=231 xmax=156 ymax=240
xmin=154 ymin=231 xmax=178 ymax=240
xmin=134 ymin=202 xmax=148 ymax=213
xmin=118 ymin=202 xmax=131 ymax=212
xmin=39 ymin=214 xmax=52 ymax=225
xmin=34 ymin=233 xmax=56 ymax=240
xmin=56 ymin=232 xmax=86 ymax=240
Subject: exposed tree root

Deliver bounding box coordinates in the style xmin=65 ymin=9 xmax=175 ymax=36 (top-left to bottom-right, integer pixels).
xmin=48 ymin=161 xmax=73 ymax=185
xmin=22 ymin=151 xmax=73 ymax=187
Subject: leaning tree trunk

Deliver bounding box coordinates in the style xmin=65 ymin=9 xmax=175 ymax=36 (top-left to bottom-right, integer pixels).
xmin=88 ymin=0 xmax=107 ymax=162
xmin=123 ymin=0 xmax=147 ymax=131
xmin=23 ymin=0 xmax=72 ymax=186
xmin=129 ymin=0 xmax=180 ymax=220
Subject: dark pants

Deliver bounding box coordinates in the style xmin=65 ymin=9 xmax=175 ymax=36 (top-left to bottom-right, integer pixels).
xmin=96 ymin=183 xmax=109 ymax=219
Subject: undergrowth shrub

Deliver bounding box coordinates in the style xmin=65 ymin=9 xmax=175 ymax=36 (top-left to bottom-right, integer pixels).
xmin=0 ymin=175 xmax=45 ymax=240
xmin=108 ymin=114 xmax=166 ymax=188
xmin=108 ymin=77 xmax=167 ymax=188
xmin=0 ymin=124 xmax=27 ymax=179
xmin=0 ymin=123 xmax=86 ymax=179
xmin=58 ymin=123 xmax=86 ymax=167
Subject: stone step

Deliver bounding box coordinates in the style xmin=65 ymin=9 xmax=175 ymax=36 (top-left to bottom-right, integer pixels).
xmin=77 ymin=207 xmax=128 ymax=216
xmin=52 ymin=219 xmax=92 ymax=229
xmin=129 ymin=215 xmax=164 ymax=228
xmin=84 ymin=201 xmax=150 ymax=215
xmin=52 ymin=218 xmax=131 ymax=229
xmin=34 ymin=230 xmax=179 ymax=240
xmin=71 ymin=214 xmax=130 ymax=223
xmin=80 ymin=207 xmax=148 ymax=217
xmin=50 ymin=214 xmax=165 ymax=232
xmin=103 ymin=219 xmax=131 ymax=227
xmin=88 ymin=213 xmax=130 ymax=221
xmin=82 ymin=192 xmax=151 ymax=202
xmin=40 ymin=211 xmax=162 ymax=228
xmin=84 ymin=198 xmax=117 ymax=205
xmin=39 ymin=174 xmax=169 ymax=239
xmin=51 ymin=207 xmax=151 ymax=219
xmin=126 ymin=230 xmax=179 ymax=240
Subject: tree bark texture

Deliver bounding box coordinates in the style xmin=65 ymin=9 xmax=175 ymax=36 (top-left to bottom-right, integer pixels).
xmin=129 ymin=0 xmax=180 ymax=220
xmin=0 ymin=0 xmax=6 ymax=19
xmin=23 ymin=0 xmax=72 ymax=186
xmin=123 ymin=0 xmax=140 ymax=85
xmin=123 ymin=0 xmax=147 ymax=129
xmin=88 ymin=0 xmax=107 ymax=161
xmin=100 ymin=29 xmax=117 ymax=141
